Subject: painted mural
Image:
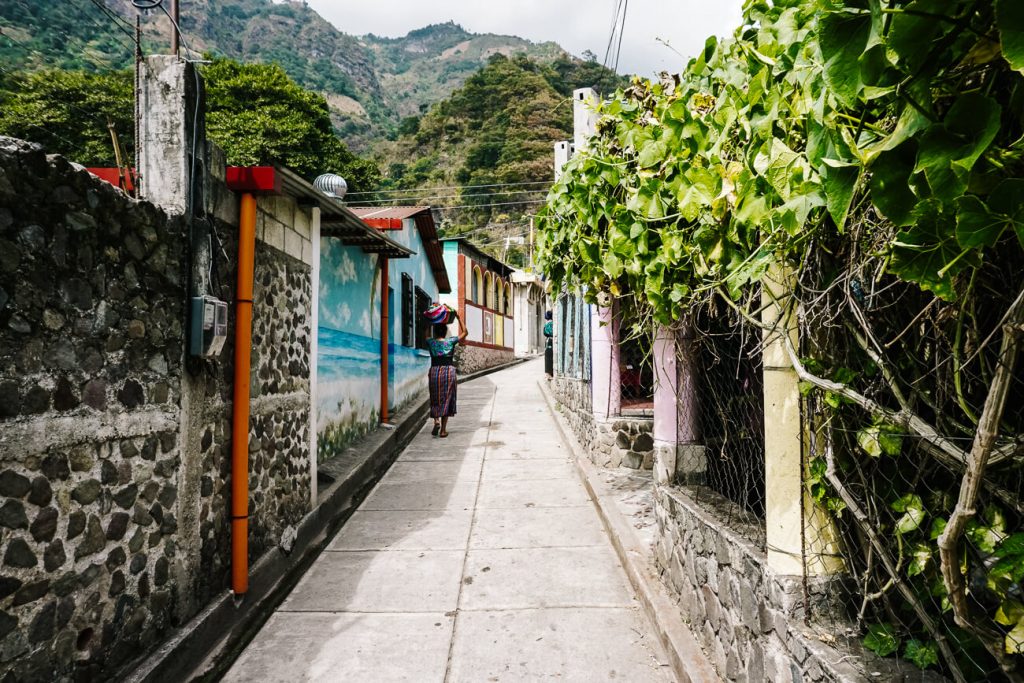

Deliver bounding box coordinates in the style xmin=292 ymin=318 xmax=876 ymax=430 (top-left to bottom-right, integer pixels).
xmin=316 ymin=219 xmax=442 ymax=462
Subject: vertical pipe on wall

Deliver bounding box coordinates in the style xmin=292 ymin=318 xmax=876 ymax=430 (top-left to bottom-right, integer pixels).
xmin=169 ymin=0 xmax=180 ymax=58
xmin=380 ymin=256 xmax=390 ymax=423
xmin=231 ymin=192 xmax=256 ymax=595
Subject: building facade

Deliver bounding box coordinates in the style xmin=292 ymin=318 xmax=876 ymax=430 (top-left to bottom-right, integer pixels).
xmin=510 ymin=269 xmax=546 ymax=358
xmin=317 ymin=206 xmax=450 ymax=461
xmin=438 ymin=238 xmax=515 ymax=375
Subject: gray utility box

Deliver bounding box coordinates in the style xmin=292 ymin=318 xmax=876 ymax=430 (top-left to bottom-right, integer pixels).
xmin=190 ymin=295 xmax=228 ymax=358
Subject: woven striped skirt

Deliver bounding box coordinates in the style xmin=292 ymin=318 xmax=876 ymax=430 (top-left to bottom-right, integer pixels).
xmin=428 ymin=365 xmax=458 ymax=418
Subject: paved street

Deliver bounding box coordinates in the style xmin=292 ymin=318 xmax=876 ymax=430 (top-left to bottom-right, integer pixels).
xmin=224 ymin=360 xmax=672 ymax=682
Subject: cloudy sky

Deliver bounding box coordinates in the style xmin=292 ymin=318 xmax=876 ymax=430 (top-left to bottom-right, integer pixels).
xmin=305 ymin=0 xmax=745 ymax=77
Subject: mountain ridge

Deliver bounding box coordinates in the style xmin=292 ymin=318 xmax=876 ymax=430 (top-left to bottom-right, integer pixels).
xmin=0 ymin=1 xmax=587 ymax=151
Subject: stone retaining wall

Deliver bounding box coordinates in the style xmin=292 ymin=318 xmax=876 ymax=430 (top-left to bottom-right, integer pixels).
xmin=549 ymin=377 xmax=654 ymax=470
xmin=0 ymin=138 xmax=312 ymax=681
xmin=652 ymin=471 xmax=941 ymax=682
xmin=455 ymin=344 xmax=513 ymax=377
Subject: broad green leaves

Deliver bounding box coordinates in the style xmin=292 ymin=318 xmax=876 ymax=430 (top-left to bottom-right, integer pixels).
xmin=914 ymin=94 xmax=1001 ymax=198
xmin=864 ymin=623 xmax=900 ymax=657
xmin=818 ymin=2 xmax=881 ymax=107
xmin=997 ymin=0 xmax=1024 ymax=74
xmin=537 ymin=0 xmax=1022 ymax=335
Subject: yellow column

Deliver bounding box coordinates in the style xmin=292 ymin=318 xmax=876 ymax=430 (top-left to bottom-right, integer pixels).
xmin=761 ymin=263 xmax=844 ymax=576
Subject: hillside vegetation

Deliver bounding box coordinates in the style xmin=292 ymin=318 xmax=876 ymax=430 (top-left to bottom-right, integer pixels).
xmin=372 ymin=53 xmax=623 ymax=249
xmin=0 ymin=1 xmax=597 ymax=152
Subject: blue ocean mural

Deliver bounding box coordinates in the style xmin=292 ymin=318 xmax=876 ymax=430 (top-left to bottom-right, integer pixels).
xmin=316 ymin=219 xmax=442 ymax=462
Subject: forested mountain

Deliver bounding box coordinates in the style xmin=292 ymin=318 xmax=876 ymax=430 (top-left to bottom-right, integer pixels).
xmin=0 ymin=1 xmax=611 ymax=152
xmin=0 ymin=0 xmax=624 ymax=262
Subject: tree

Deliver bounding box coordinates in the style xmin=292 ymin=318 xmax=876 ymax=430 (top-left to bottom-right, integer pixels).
xmin=0 ymin=58 xmax=380 ymax=190
xmin=0 ymin=69 xmax=134 ymax=166
xmin=202 ymin=58 xmax=379 ymax=189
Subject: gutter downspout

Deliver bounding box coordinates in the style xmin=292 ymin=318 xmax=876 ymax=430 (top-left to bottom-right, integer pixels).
xmin=231 ymin=192 xmax=256 ymax=595
xmin=380 ymin=256 xmax=390 ymax=423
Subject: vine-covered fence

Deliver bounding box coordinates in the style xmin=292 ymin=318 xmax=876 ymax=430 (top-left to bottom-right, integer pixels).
xmin=537 ymin=0 xmax=1024 ymax=680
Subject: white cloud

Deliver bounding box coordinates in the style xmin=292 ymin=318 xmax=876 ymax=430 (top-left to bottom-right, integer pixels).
xmin=308 ymin=0 xmax=744 ymax=77
xmin=359 ymin=310 xmax=372 ymax=335
xmin=331 ymin=249 xmax=358 ymax=284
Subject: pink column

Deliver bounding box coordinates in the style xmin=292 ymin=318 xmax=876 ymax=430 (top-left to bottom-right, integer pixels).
xmin=591 ymin=302 xmax=621 ymax=419
xmin=653 ymin=324 xmax=700 ymax=444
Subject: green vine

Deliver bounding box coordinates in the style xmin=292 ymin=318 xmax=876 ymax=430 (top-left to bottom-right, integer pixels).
xmin=537 ymin=0 xmax=1024 ymax=677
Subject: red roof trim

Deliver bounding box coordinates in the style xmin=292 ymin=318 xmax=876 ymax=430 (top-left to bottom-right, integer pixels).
xmin=226 ymin=166 xmax=281 ymax=194
xmin=86 ymin=167 xmax=136 ymax=194
xmin=362 ymin=217 xmax=404 ymax=230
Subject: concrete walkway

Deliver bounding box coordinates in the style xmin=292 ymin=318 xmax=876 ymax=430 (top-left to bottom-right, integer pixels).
xmin=224 ymin=360 xmax=672 ymax=682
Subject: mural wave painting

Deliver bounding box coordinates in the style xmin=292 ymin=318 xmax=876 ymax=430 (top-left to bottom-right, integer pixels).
xmin=316 ymin=326 xmax=429 ymax=461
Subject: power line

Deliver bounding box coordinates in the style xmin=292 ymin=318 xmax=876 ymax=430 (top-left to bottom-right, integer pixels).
xmin=82 ymin=0 xmax=139 ymax=44
xmin=613 ymin=0 xmax=629 ymax=74
xmin=424 ymin=199 xmax=547 ymax=212
xmin=346 ymin=180 xmax=552 ymax=197
xmin=602 ymin=0 xmax=625 ymax=69
xmin=352 ymin=189 xmax=549 ymax=205
xmin=69 ymin=0 xmax=138 ymax=56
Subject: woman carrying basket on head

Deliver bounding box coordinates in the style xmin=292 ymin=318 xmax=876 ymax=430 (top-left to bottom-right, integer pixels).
xmin=423 ymin=304 xmax=468 ymax=437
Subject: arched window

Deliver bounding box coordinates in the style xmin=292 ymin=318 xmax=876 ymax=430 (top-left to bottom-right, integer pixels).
xmin=506 ymin=283 xmax=513 ymax=315
xmin=472 ymin=266 xmax=482 ymax=303
xmin=496 ymin=279 xmax=505 ymax=314
xmin=484 ymin=272 xmax=493 ymax=309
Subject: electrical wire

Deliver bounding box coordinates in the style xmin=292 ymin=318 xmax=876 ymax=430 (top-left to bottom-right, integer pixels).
xmin=413 ymin=199 xmax=547 ymax=211
xmin=351 ymin=188 xmax=549 ymax=205
xmin=345 ymin=180 xmax=552 ymax=197
xmin=63 ymin=0 xmax=138 ymax=56
xmin=613 ymin=0 xmax=629 ymax=74
xmin=81 ymin=0 xmax=139 ymax=44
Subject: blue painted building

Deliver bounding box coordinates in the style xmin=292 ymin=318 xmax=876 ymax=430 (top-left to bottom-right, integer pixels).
xmin=316 ymin=206 xmax=450 ymax=461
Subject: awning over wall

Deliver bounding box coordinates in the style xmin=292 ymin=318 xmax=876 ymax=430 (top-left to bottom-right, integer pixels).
xmin=351 ymin=206 xmax=451 ymax=294
xmin=226 ymin=166 xmax=413 ymax=259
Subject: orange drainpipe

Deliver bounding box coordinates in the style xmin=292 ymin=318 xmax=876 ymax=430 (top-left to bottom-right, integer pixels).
xmin=231 ymin=192 xmax=257 ymax=595
xmin=380 ymin=256 xmax=390 ymax=423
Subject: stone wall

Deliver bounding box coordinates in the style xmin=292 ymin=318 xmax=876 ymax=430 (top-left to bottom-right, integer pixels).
xmin=550 ymin=377 xmax=654 ymax=470
xmin=455 ymin=343 xmax=513 ymax=376
xmin=652 ymin=478 xmax=938 ymax=682
xmin=591 ymin=417 xmax=654 ymax=470
xmin=0 ymin=138 xmax=312 ymax=680
xmin=550 ymin=376 xmax=594 ymax=455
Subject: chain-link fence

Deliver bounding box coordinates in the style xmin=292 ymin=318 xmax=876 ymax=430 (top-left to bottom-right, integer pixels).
xmin=620 ymin=325 xmax=654 ymax=410
xmin=687 ymin=294 xmax=767 ymax=536
xmin=787 ymin=232 xmax=1024 ymax=681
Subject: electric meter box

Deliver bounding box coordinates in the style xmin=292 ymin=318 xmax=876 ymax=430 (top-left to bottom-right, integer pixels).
xmin=189 ymin=296 xmax=228 ymax=358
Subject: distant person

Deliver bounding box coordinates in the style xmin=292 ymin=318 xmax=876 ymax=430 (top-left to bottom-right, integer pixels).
xmin=426 ymin=309 xmax=468 ymax=437
xmin=543 ymin=310 xmax=554 ymax=377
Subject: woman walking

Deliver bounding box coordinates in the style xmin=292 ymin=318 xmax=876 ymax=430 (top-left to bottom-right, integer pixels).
xmin=427 ymin=309 xmax=468 ymax=437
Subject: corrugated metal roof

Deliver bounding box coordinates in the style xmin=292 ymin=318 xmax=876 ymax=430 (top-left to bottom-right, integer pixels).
xmin=348 ymin=206 xmax=451 ymax=294
xmin=272 ymin=167 xmax=413 ymax=259
xmin=349 ymin=206 xmax=430 ymax=220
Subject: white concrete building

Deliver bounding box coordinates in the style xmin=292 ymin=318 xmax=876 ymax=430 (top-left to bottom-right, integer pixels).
xmin=511 ymin=269 xmax=546 ymax=357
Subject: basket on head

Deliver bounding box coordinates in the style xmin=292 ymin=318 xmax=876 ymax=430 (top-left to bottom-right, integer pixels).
xmin=424 ymin=303 xmax=450 ymax=325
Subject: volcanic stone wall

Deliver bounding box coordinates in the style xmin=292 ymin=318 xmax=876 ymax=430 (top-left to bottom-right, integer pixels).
xmin=0 ymin=137 xmax=312 ymax=681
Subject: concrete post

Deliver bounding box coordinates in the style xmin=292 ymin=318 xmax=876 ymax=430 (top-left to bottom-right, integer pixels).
xmin=573 ymin=88 xmax=599 ymax=153
xmin=136 ymin=53 xmax=210 ymax=619
xmin=554 ymin=141 xmax=573 ymax=181
xmin=137 ymin=55 xmax=204 ymax=216
xmin=761 ymin=263 xmax=844 ymax=576
xmin=652 ymin=324 xmax=705 ymax=486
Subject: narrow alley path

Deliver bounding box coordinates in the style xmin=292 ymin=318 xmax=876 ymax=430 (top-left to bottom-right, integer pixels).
xmin=224 ymin=360 xmax=672 ymax=682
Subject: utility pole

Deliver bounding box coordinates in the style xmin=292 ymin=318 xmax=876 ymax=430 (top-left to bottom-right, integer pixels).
xmin=170 ymin=0 xmax=180 ymax=57
xmin=529 ymin=215 xmax=535 ymax=269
